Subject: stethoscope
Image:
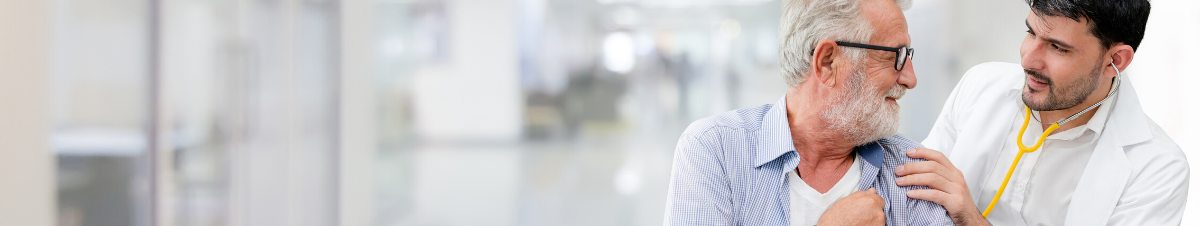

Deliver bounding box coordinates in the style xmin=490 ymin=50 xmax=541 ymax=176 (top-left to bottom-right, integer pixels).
xmin=980 ymin=60 xmax=1123 ymax=218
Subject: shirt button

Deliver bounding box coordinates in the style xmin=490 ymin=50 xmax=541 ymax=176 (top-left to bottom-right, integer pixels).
xmin=1017 ymin=184 xmax=1027 ymax=192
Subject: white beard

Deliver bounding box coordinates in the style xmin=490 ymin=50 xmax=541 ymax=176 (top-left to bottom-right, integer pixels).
xmin=820 ymin=69 xmax=904 ymax=146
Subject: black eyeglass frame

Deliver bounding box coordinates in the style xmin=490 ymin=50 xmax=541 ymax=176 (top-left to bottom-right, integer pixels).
xmin=809 ymin=41 xmax=914 ymax=71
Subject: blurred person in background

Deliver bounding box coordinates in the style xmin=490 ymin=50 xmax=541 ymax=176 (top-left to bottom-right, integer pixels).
xmin=897 ymin=0 xmax=1190 ymax=225
xmin=663 ymin=0 xmax=953 ymax=225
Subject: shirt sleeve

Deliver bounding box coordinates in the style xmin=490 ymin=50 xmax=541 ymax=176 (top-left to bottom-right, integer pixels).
xmin=891 ymin=138 xmax=955 ymax=225
xmin=663 ymin=133 xmax=735 ymax=226
xmin=905 ymin=187 xmax=955 ymax=225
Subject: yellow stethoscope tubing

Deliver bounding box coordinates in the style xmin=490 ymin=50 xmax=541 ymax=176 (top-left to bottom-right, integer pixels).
xmin=980 ymin=106 xmax=1060 ymax=218
xmin=979 ymin=62 xmax=1122 ymax=218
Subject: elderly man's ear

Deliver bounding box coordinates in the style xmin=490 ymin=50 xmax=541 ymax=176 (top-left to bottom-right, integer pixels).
xmin=810 ymin=39 xmax=842 ymax=88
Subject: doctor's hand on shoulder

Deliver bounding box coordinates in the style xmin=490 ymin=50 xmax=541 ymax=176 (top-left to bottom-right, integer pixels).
xmin=818 ymin=188 xmax=886 ymax=226
xmin=895 ymin=148 xmax=991 ymax=226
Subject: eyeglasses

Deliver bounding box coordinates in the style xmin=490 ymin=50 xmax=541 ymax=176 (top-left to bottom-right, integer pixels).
xmin=810 ymin=41 xmax=915 ymax=71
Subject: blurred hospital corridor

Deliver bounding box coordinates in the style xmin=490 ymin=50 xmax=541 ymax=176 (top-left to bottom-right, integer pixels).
xmin=1 ymin=0 xmax=1199 ymax=225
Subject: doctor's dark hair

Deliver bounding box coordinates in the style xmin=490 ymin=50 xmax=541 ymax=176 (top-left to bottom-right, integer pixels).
xmin=1026 ymin=0 xmax=1151 ymax=51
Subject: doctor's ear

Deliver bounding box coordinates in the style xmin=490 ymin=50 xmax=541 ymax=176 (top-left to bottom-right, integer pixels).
xmin=810 ymin=39 xmax=841 ymax=87
xmin=1107 ymin=44 xmax=1135 ymax=77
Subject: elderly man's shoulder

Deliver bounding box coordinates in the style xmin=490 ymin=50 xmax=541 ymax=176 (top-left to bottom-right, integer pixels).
xmin=680 ymin=104 xmax=772 ymax=137
xmin=672 ymin=105 xmax=770 ymax=168
xmin=876 ymin=134 xmax=928 ymax=164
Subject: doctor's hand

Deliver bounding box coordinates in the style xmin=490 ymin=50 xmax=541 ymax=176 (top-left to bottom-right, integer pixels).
xmin=895 ymin=148 xmax=990 ymax=226
xmin=817 ymin=188 xmax=886 ymax=226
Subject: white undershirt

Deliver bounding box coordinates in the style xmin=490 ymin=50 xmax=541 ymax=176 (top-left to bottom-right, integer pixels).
xmin=789 ymin=157 xmax=862 ymax=226
xmin=977 ymin=84 xmax=1116 ymax=226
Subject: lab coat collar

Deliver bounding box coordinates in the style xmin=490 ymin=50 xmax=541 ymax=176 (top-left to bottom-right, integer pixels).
xmin=1082 ymin=83 xmax=1118 ymax=135
xmin=754 ymin=96 xmax=886 ymax=169
xmin=1105 ymin=73 xmax=1153 ymax=146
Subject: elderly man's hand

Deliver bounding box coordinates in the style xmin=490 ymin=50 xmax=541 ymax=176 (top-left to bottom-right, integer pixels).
xmin=817 ymin=188 xmax=886 ymax=226
xmin=895 ymin=148 xmax=990 ymax=226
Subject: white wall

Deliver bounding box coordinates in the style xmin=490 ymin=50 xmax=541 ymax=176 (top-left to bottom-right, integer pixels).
xmin=898 ymin=0 xmax=1030 ymax=141
xmin=340 ymin=0 xmax=377 ymax=225
xmin=404 ymin=0 xmax=524 ymax=225
xmin=411 ymin=0 xmax=524 ymax=143
xmin=1125 ymin=0 xmax=1200 ymax=224
xmin=0 ymin=1 xmax=54 ymax=225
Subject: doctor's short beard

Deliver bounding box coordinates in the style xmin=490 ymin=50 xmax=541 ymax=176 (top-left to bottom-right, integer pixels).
xmin=1022 ymin=64 xmax=1103 ymax=111
xmin=821 ymin=68 xmax=905 ymax=146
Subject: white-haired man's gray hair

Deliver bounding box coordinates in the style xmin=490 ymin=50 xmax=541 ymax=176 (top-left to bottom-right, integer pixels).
xmin=778 ymin=0 xmax=911 ymax=87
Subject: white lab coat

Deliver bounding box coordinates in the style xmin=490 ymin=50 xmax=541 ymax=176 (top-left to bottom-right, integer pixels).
xmin=922 ymin=62 xmax=1190 ymax=225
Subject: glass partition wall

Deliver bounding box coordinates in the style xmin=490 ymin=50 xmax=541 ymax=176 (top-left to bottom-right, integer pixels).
xmin=52 ymin=0 xmax=340 ymax=225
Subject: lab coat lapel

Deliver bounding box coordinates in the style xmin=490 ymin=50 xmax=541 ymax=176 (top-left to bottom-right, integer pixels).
xmin=1063 ymin=74 xmax=1149 ymax=225
xmin=1063 ymin=133 xmax=1129 ymax=226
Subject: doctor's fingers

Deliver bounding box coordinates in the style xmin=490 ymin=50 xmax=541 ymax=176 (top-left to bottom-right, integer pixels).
xmin=895 ymin=172 xmax=965 ymax=195
xmin=894 ymin=161 xmax=964 ymax=184
xmin=905 ymin=148 xmax=956 ymax=169
xmin=905 ymin=188 xmax=958 ymax=208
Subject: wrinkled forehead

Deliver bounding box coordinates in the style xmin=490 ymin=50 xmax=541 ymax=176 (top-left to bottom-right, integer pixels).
xmin=861 ymin=0 xmax=910 ymax=46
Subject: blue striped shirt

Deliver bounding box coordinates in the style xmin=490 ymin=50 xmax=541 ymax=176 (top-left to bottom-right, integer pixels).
xmin=664 ymin=96 xmax=953 ymax=226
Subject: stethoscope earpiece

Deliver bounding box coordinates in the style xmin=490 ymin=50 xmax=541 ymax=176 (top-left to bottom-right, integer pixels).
xmin=1111 ymin=59 xmax=1121 ymax=74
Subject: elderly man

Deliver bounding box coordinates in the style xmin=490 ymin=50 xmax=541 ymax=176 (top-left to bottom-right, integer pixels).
xmin=663 ymin=0 xmax=952 ymax=225
xmin=896 ymin=0 xmax=1189 ymax=225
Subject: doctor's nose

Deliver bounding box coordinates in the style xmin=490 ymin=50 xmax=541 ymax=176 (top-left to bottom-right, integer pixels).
xmin=1020 ymin=40 xmax=1046 ymax=71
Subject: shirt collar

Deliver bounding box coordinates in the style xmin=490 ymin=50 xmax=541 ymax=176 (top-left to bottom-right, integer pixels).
xmin=856 ymin=141 xmax=886 ymax=169
xmin=754 ymin=96 xmax=885 ymax=169
xmin=854 ymin=143 xmax=883 ymax=191
xmin=754 ymin=96 xmax=795 ymax=168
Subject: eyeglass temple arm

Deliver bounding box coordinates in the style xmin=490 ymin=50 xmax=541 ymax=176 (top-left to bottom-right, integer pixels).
xmin=834 ymin=41 xmax=902 ymax=51
xmin=808 ymin=42 xmax=904 ymax=55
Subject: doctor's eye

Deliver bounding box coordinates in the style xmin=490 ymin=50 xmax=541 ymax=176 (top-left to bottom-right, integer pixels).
xmin=1050 ymin=43 xmax=1068 ymax=53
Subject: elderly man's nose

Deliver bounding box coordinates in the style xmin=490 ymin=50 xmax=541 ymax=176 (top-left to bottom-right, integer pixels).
xmin=898 ymin=59 xmax=917 ymax=89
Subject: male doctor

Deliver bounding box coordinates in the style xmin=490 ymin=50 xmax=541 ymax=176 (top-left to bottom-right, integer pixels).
xmin=893 ymin=0 xmax=1189 ymax=225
